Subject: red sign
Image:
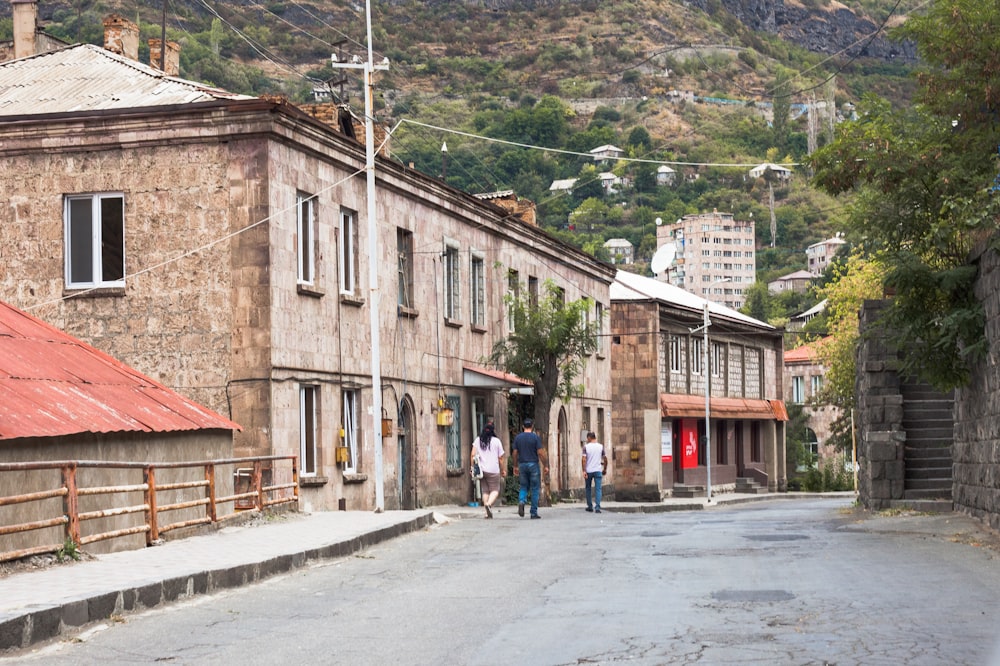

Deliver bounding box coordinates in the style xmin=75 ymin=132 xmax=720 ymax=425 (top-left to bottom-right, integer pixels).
xmin=680 ymin=418 xmax=699 ymax=469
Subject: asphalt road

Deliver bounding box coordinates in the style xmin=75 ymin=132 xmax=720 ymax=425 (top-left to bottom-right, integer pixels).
xmin=7 ymin=497 xmax=1000 ymax=665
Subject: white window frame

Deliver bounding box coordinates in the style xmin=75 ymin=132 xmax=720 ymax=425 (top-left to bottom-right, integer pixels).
xmin=397 ymin=227 xmax=414 ymax=308
xmin=299 ymin=385 xmax=318 ymax=476
xmin=595 ymin=302 xmax=605 ymax=356
xmin=669 ymin=336 xmax=682 ymax=373
xmin=711 ymin=341 xmax=723 ymax=377
xmin=339 ymin=208 xmax=357 ymax=295
xmin=692 ymin=337 xmax=704 ymax=375
xmin=792 ymin=376 xmax=805 ymax=404
xmin=443 ymin=240 xmax=461 ymax=320
xmin=506 ymin=269 xmax=519 ymax=334
xmin=64 ymin=193 xmax=125 ymax=289
xmin=811 ymin=375 xmax=823 ymax=398
xmin=297 ymin=193 xmax=315 ymax=286
xmin=470 ymin=251 xmax=485 ymax=327
xmin=343 ymin=389 xmax=358 ymax=473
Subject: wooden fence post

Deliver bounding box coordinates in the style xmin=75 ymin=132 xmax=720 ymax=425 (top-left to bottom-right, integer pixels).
xmin=61 ymin=463 xmax=79 ymax=546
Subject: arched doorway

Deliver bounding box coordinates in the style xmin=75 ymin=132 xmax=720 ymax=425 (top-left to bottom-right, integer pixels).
xmin=398 ymin=396 xmax=417 ymax=509
xmin=557 ymin=407 xmax=570 ymax=497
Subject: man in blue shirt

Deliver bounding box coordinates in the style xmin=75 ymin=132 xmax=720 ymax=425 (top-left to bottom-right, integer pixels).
xmin=511 ymin=418 xmax=548 ymax=519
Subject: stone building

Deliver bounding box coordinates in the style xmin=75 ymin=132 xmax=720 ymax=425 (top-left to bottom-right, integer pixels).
xmin=783 ymin=338 xmax=842 ymax=469
xmin=0 ymin=20 xmax=615 ymax=511
xmin=610 ymin=271 xmax=787 ymax=500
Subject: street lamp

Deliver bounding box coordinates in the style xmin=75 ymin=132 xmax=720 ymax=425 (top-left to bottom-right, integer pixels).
xmin=694 ymin=278 xmax=729 ymax=503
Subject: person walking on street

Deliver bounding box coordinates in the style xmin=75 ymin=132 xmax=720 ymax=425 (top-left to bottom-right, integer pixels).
xmin=470 ymin=421 xmax=505 ymax=519
xmin=511 ymin=418 xmax=547 ymax=519
xmin=582 ymin=431 xmax=608 ymax=513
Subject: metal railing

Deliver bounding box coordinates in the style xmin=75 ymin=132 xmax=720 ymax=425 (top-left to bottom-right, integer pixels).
xmin=0 ymin=456 xmax=298 ymax=563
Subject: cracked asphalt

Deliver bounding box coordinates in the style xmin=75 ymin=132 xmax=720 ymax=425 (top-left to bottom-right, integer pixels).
xmin=6 ymin=497 xmax=1000 ymax=666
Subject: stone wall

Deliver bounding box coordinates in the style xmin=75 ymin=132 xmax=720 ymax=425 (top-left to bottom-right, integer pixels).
xmin=855 ymin=300 xmax=906 ymax=510
xmin=954 ymin=247 xmax=1000 ymax=529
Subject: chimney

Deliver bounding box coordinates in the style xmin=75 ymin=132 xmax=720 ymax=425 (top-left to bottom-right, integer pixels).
xmin=148 ymin=39 xmax=180 ymax=76
xmin=12 ymin=0 xmax=38 ymax=59
xmin=103 ymin=14 xmax=140 ymax=61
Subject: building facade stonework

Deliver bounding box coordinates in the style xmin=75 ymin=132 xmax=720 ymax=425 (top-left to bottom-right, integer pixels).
xmin=0 ymin=44 xmax=614 ymax=512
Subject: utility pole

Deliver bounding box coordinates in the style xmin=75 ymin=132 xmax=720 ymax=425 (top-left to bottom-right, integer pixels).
xmin=330 ymin=3 xmax=389 ymax=512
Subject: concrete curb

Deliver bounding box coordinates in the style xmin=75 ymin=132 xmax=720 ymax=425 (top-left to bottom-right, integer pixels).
xmin=0 ymin=511 xmax=437 ymax=652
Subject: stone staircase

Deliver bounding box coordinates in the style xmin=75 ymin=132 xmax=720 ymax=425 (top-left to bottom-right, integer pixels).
xmin=897 ymin=380 xmax=954 ymax=513
xmin=671 ymin=484 xmax=705 ymax=498
xmin=735 ymin=477 xmax=768 ymax=494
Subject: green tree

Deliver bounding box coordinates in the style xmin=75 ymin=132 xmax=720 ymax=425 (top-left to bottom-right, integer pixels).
xmin=814 ymin=252 xmax=887 ymax=413
xmin=488 ymin=280 xmax=598 ymax=440
xmin=809 ymin=0 xmax=1000 ymax=389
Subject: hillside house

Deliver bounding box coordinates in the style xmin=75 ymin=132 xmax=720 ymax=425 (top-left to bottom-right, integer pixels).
xmin=806 ymin=234 xmax=847 ymax=276
xmin=656 ymin=165 xmax=677 ymax=186
xmin=0 ymin=299 xmax=239 ymax=554
xmin=0 ymin=15 xmax=615 ymax=512
xmin=610 ymin=271 xmax=787 ymax=499
xmin=767 ymin=270 xmax=814 ymax=294
xmin=590 ymin=145 xmax=625 ymax=162
xmin=603 ymin=238 xmax=634 ymax=265
xmin=749 ymin=163 xmax=793 ymax=181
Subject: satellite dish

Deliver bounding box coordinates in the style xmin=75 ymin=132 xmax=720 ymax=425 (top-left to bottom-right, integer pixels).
xmin=650 ymin=243 xmax=677 ymax=276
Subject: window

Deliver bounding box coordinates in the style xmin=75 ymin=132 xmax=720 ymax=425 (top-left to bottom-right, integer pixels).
xmin=297 ymin=193 xmax=315 ymax=285
xmin=443 ymin=243 xmax=461 ymax=320
xmin=811 ymin=375 xmax=823 ymax=397
xmin=470 ymin=252 xmax=485 ymax=327
xmin=692 ymin=338 xmax=703 ymax=375
xmin=339 ymin=208 xmax=357 ymax=295
xmin=300 ymin=386 xmax=319 ymax=476
xmin=65 ymin=194 xmax=125 ymax=288
xmin=597 ymin=407 xmax=605 ymax=444
xmin=792 ymin=376 xmax=805 ymax=404
xmin=595 ymin=302 xmax=605 ymax=355
xmin=342 ymin=390 xmax=358 ymax=472
xmin=528 ymin=276 xmax=539 ymax=309
xmin=507 ymin=270 xmax=519 ymax=333
xmin=446 ymin=395 xmax=461 ymax=470
xmin=397 ymin=228 xmax=414 ymax=308
xmin=711 ymin=342 xmax=723 ymax=377
xmin=670 ymin=336 xmax=682 ymax=373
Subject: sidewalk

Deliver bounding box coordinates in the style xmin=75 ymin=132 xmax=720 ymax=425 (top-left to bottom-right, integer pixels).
xmin=0 ymin=492 xmax=850 ymax=653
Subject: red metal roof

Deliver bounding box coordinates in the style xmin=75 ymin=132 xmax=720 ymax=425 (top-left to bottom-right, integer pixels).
xmin=0 ymin=300 xmax=240 ymax=441
xmin=660 ymin=393 xmax=788 ymax=421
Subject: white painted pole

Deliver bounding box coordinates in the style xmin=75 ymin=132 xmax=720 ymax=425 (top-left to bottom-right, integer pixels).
xmin=704 ymin=302 xmax=712 ymax=503
xmin=364 ymin=0 xmax=384 ymax=513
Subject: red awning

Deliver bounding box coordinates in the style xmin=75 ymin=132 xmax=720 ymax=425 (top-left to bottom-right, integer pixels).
xmin=660 ymin=393 xmax=787 ymax=421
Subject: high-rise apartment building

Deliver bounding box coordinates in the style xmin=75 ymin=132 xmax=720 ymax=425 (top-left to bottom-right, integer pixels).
xmin=655 ymin=211 xmax=756 ymax=309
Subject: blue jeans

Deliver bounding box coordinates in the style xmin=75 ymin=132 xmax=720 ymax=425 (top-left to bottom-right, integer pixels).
xmin=585 ymin=471 xmax=603 ymax=510
xmin=518 ymin=462 xmax=541 ymax=516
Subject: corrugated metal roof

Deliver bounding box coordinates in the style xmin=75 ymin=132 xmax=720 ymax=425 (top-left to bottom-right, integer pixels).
xmin=0 ymin=44 xmax=252 ymax=117
xmin=612 ymin=270 xmax=774 ymax=330
xmin=0 ymin=300 xmax=240 ymax=441
xmin=659 ymin=393 xmax=786 ymax=421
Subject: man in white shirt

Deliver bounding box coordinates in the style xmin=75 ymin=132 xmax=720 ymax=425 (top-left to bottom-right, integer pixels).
xmin=581 ymin=431 xmax=608 ymax=513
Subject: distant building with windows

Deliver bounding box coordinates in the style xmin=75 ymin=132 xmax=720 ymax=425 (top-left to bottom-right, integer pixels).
xmin=655 ymin=211 xmax=756 ymax=310
xmin=783 ymin=338 xmax=842 ymax=469
xmin=806 ymin=234 xmax=847 ymax=276
xmin=603 ymin=238 xmax=634 ymax=265
xmin=767 ymin=270 xmax=813 ymax=294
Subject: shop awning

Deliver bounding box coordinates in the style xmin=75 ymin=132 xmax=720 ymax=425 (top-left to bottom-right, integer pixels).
xmin=463 ymin=365 xmax=533 ymax=391
xmin=660 ymin=393 xmax=788 ymax=421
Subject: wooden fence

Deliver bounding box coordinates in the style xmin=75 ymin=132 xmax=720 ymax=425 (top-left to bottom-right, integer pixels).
xmin=0 ymin=456 xmax=298 ymax=563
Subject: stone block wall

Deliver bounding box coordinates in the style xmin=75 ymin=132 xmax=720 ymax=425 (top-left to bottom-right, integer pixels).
xmin=855 ymin=300 xmax=905 ymax=510
xmin=954 ymin=246 xmax=1000 ymax=529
